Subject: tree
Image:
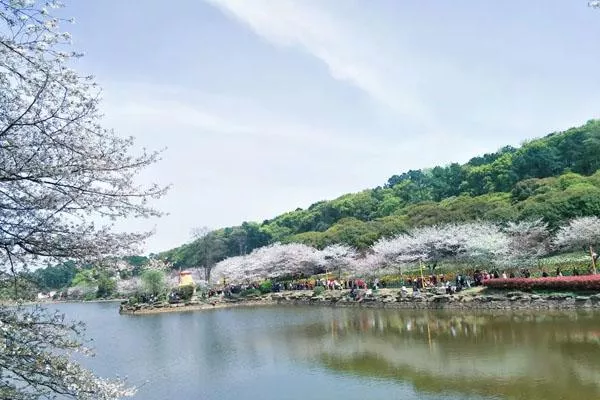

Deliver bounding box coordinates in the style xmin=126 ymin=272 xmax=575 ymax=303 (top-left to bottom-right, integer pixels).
xmin=141 ymin=270 xmax=166 ymax=296
xmin=190 ymin=227 xmax=227 ymax=281
xmin=0 ymin=1 xmax=165 ymax=398
xmin=96 ymin=273 xmax=116 ymax=298
xmin=554 ymin=217 xmax=600 ymax=273
xmin=210 ymin=243 xmax=322 ymax=285
xmin=554 ymin=217 xmax=600 ymax=251
xmin=373 ymin=222 xmax=512 ymax=270
xmin=504 ymin=219 xmax=550 ymax=267
xmin=320 ymin=244 xmax=357 ymax=278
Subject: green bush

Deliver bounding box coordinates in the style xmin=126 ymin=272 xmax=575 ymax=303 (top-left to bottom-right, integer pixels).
xmin=177 ymin=284 xmax=195 ymax=301
xmin=313 ymin=286 xmax=325 ymax=296
xmin=259 ymin=280 xmax=273 ymax=294
xmin=96 ymin=275 xmax=116 ymax=298
xmin=141 ymin=270 xmax=166 ymax=296
xmin=83 ymin=292 xmax=96 ymax=301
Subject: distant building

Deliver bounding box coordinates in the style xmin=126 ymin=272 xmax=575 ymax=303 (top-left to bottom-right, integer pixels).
xmin=179 ymin=271 xmax=194 ymax=287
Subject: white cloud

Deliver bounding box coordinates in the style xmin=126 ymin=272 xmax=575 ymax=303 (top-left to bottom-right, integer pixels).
xmin=204 ymin=0 xmax=434 ymax=124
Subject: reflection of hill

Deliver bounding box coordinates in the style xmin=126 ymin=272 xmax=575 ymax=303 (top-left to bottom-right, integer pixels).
xmin=273 ymin=309 xmax=600 ymax=400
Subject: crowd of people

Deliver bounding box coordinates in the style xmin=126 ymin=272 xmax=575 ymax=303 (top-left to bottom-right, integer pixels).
xmin=207 ymin=265 xmax=592 ymax=299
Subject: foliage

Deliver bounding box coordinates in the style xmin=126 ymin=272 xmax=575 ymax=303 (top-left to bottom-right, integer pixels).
xmin=258 ymin=280 xmax=273 ymax=294
xmin=32 ymin=261 xmax=78 ymax=291
xmin=176 ymin=284 xmax=195 ymax=301
xmin=483 ymin=275 xmax=600 ymax=291
xmin=141 ymin=270 xmax=166 ymax=296
xmin=96 ymin=274 xmax=117 ymax=298
xmin=71 ymin=269 xmax=97 ymax=287
xmin=312 ymin=286 xmax=325 ymax=296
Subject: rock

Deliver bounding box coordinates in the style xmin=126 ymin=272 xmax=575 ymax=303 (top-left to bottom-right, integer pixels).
xmin=575 ymin=296 xmax=590 ymax=302
xmin=530 ymin=294 xmax=541 ymax=300
xmin=476 ymin=295 xmax=502 ymax=303
xmin=431 ymin=294 xmax=453 ymax=303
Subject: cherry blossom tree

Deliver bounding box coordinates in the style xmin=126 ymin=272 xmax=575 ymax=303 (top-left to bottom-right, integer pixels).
xmin=503 ymin=219 xmax=550 ymax=267
xmin=210 ymin=243 xmax=322 ymax=285
xmin=554 ymin=217 xmax=600 ymax=273
xmin=320 ymin=244 xmax=357 ymax=278
xmin=1 ymin=1 xmax=166 ymax=398
xmin=554 ymin=217 xmax=600 ymax=251
xmin=348 ymin=252 xmax=390 ymax=278
xmin=372 ymin=222 xmax=512 ymax=271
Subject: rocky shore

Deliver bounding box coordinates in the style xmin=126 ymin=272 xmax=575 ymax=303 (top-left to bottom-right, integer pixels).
xmin=118 ymin=288 xmax=600 ymax=315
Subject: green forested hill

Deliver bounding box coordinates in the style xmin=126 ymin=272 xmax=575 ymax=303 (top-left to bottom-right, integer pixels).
xmin=160 ymin=119 xmax=600 ymax=267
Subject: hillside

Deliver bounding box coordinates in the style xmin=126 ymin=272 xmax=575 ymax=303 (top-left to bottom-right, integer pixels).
xmin=159 ymin=120 xmax=600 ymax=268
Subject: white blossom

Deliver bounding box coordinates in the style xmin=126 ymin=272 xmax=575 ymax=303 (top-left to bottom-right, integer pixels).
xmin=320 ymin=244 xmax=357 ymax=274
xmin=0 ymin=1 xmax=164 ymax=398
xmin=373 ymin=222 xmax=512 ymax=268
xmin=553 ymin=216 xmax=600 ymax=251
xmin=210 ymin=243 xmax=322 ymax=285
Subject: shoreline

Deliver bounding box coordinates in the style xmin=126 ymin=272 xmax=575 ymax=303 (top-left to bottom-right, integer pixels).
xmin=118 ymin=289 xmax=600 ymax=315
xmin=1 ymin=298 xmax=126 ymax=307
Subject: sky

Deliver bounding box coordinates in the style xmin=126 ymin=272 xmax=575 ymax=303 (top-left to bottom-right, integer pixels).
xmin=62 ymin=0 xmax=600 ymax=253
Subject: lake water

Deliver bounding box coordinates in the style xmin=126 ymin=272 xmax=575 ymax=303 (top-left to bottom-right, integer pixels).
xmin=54 ymin=303 xmax=600 ymax=400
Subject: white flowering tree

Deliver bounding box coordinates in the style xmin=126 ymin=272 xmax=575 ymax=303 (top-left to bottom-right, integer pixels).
xmin=210 ymin=243 xmax=322 ymax=285
xmin=554 ymin=217 xmax=600 ymax=251
xmin=503 ymin=219 xmax=550 ymax=267
xmin=460 ymin=223 xmax=511 ymax=267
xmin=373 ymin=222 xmax=513 ymax=272
xmin=554 ymin=216 xmax=600 ymax=273
xmin=348 ymin=252 xmax=390 ymax=278
xmin=0 ymin=1 xmax=165 ymax=398
xmin=320 ymin=244 xmax=357 ymax=278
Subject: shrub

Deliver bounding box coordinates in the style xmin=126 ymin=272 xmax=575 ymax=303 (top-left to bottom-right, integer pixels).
xmin=259 ymin=280 xmax=273 ymax=294
xmin=141 ymin=270 xmax=166 ymax=296
xmin=96 ymin=275 xmax=116 ymax=298
xmin=177 ymin=284 xmax=195 ymax=301
xmin=483 ymin=275 xmax=600 ymax=291
xmin=313 ymin=286 xmax=325 ymax=296
xmin=83 ymin=292 xmax=96 ymax=301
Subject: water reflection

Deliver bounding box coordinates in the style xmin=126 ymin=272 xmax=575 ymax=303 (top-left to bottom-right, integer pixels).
xmin=277 ymin=309 xmax=600 ymax=400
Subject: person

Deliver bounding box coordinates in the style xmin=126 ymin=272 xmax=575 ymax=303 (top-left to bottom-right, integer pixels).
xmin=542 ymin=271 xmax=549 ymax=277
xmin=556 ymin=267 xmax=563 ymax=277
xmin=501 ymin=271 xmax=507 ymax=279
xmin=400 ymin=286 xmax=409 ymax=298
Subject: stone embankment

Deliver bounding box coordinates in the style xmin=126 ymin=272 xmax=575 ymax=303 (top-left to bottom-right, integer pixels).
xmin=119 ymin=288 xmax=600 ymax=315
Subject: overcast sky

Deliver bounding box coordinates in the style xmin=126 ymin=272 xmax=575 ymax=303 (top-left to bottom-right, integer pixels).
xmin=63 ymin=0 xmax=600 ymax=253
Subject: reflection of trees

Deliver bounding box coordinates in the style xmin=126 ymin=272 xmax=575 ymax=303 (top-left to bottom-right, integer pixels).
xmin=275 ymin=309 xmax=600 ymax=400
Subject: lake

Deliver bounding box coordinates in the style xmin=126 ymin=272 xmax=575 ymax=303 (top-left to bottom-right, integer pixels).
xmin=54 ymin=302 xmax=600 ymax=400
